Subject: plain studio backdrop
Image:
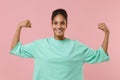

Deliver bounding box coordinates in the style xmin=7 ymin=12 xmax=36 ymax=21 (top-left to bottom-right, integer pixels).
xmin=0 ymin=0 xmax=119 ymax=80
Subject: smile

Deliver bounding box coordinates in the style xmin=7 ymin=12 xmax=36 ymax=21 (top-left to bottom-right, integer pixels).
xmin=56 ymin=29 xmax=63 ymax=33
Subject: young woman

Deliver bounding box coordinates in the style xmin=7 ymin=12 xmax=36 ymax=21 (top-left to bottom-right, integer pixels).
xmin=10 ymin=8 xmax=110 ymax=80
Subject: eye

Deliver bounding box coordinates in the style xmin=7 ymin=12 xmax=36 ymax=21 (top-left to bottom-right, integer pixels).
xmin=61 ymin=22 xmax=65 ymax=25
xmin=53 ymin=22 xmax=57 ymax=25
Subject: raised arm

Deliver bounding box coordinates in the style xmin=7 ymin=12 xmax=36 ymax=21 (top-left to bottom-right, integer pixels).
xmin=98 ymin=23 xmax=110 ymax=54
xmin=11 ymin=20 xmax=32 ymax=50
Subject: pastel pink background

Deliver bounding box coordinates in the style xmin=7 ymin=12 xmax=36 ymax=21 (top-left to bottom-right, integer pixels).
xmin=0 ymin=0 xmax=119 ymax=80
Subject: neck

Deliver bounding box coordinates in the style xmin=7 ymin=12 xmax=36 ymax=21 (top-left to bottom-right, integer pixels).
xmin=54 ymin=35 xmax=65 ymax=40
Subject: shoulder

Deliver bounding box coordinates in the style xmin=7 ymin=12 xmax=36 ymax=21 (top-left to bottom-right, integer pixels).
xmin=31 ymin=37 xmax=53 ymax=45
xmin=67 ymin=38 xmax=82 ymax=44
xmin=71 ymin=39 xmax=89 ymax=48
xmin=33 ymin=37 xmax=49 ymax=42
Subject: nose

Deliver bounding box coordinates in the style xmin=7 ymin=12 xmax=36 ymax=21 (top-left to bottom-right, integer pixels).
xmin=57 ymin=24 xmax=62 ymax=29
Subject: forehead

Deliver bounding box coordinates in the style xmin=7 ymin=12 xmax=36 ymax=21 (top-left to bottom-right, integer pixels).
xmin=53 ymin=14 xmax=66 ymax=22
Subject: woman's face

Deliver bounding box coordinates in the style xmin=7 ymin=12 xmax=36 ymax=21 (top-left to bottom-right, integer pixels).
xmin=51 ymin=14 xmax=67 ymax=38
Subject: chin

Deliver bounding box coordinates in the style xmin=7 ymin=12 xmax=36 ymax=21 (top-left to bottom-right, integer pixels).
xmin=56 ymin=34 xmax=63 ymax=37
xmin=55 ymin=33 xmax=64 ymax=37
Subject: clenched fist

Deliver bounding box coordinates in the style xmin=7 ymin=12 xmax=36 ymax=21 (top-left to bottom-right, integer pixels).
xmin=17 ymin=20 xmax=32 ymax=28
xmin=98 ymin=23 xmax=110 ymax=33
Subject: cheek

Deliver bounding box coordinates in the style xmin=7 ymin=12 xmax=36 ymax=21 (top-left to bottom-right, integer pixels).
xmin=51 ymin=25 xmax=56 ymax=30
xmin=63 ymin=25 xmax=67 ymax=29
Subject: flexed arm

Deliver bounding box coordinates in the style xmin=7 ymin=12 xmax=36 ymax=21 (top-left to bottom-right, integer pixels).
xmin=98 ymin=23 xmax=110 ymax=54
xmin=11 ymin=20 xmax=32 ymax=50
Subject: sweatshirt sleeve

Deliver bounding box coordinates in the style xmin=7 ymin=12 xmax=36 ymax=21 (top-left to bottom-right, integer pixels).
xmin=83 ymin=46 xmax=110 ymax=64
xmin=10 ymin=41 xmax=37 ymax=58
xmin=76 ymin=41 xmax=110 ymax=64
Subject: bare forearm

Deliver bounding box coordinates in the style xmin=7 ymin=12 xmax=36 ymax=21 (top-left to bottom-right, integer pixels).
xmin=98 ymin=23 xmax=110 ymax=54
xmin=10 ymin=20 xmax=31 ymax=50
xmin=11 ymin=26 xmax=22 ymax=50
xmin=102 ymin=32 xmax=110 ymax=54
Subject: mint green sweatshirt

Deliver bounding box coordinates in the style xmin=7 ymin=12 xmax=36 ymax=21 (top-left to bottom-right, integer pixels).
xmin=10 ymin=37 xmax=110 ymax=80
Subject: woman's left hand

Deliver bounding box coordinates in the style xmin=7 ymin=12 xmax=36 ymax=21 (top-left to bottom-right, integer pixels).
xmin=98 ymin=23 xmax=110 ymax=34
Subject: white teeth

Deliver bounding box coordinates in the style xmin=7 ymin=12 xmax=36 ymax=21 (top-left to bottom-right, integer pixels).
xmin=56 ymin=29 xmax=62 ymax=32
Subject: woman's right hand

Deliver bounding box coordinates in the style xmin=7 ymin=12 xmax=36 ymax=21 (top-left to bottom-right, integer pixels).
xmin=17 ymin=20 xmax=32 ymax=28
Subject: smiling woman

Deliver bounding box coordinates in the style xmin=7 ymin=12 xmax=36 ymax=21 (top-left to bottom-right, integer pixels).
xmin=10 ymin=8 xmax=110 ymax=80
xmin=51 ymin=9 xmax=68 ymax=40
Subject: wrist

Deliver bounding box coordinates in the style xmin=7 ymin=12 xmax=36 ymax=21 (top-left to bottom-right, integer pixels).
xmin=16 ymin=26 xmax=23 ymax=31
xmin=105 ymin=30 xmax=110 ymax=34
xmin=17 ymin=25 xmax=23 ymax=29
xmin=105 ymin=32 xmax=110 ymax=37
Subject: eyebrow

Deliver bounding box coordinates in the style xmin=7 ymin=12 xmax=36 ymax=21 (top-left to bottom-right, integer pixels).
xmin=53 ymin=20 xmax=65 ymax=22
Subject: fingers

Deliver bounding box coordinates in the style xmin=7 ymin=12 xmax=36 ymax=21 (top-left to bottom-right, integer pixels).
xmin=98 ymin=23 xmax=106 ymax=31
xmin=98 ymin=22 xmax=110 ymax=33
xmin=98 ymin=23 xmax=105 ymax=28
xmin=24 ymin=20 xmax=32 ymax=28
xmin=17 ymin=19 xmax=32 ymax=28
xmin=26 ymin=20 xmax=32 ymax=25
